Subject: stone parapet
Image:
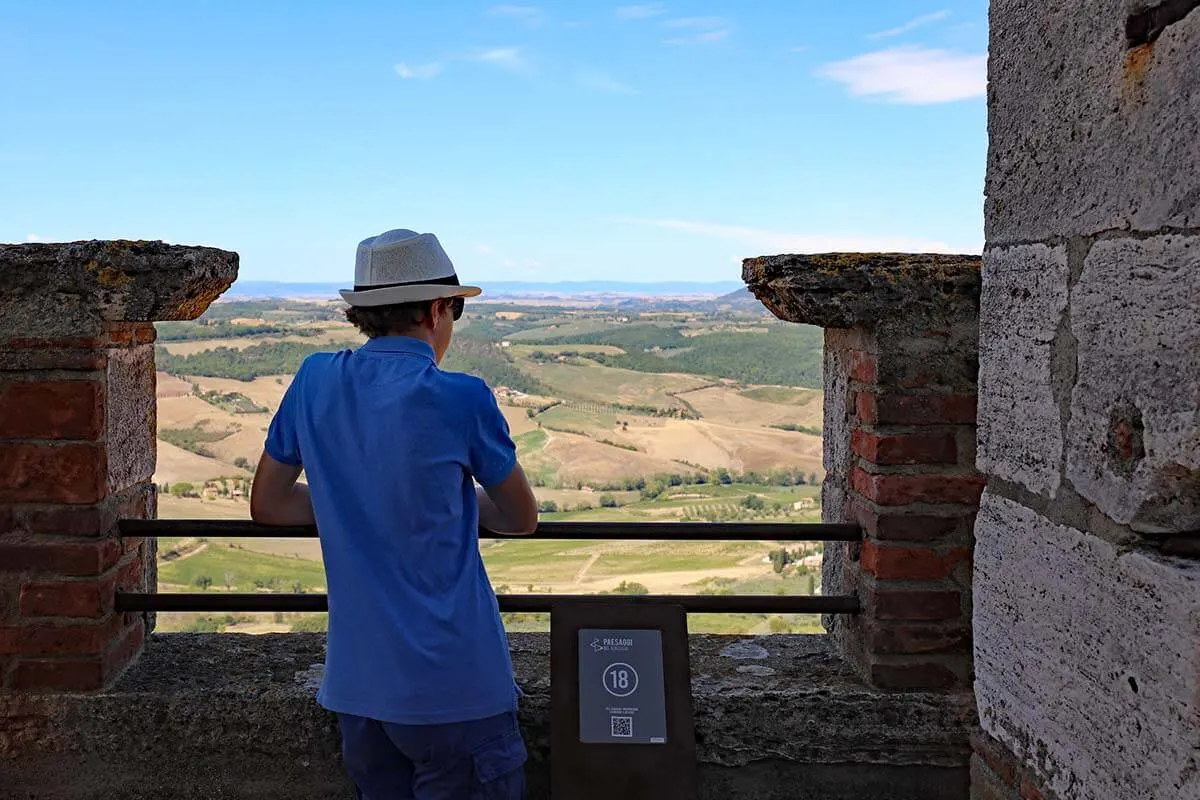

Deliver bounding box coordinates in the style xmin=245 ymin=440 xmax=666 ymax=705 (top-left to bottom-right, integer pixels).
xmin=744 ymin=253 xmax=983 ymax=693
xmin=0 ymin=241 xmax=237 ymax=692
xmin=0 ymin=633 xmax=977 ymax=800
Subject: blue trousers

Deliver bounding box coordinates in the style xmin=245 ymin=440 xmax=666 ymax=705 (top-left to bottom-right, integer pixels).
xmin=337 ymin=711 xmax=527 ymax=800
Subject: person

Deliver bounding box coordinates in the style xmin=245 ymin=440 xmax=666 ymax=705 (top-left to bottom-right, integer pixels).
xmin=250 ymin=228 xmax=539 ymax=799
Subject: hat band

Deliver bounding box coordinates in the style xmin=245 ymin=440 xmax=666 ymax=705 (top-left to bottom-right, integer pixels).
xmin=353 ymin=274 xmax=461 ymax=292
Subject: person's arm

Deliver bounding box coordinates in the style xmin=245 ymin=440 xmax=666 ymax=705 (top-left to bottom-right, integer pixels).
xmin=250 ymin=451 xmax=315 ymax=526
xmin=477 ymin=464 xmax=538 ymax=535
xmin=469 ymin=382 xmax=538 ymax=535
xmin=252 ymin=362 xmax=312 ymax=526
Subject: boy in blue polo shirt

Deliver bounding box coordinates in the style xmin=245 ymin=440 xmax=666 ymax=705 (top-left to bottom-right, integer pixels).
xmin=250 ymin=229 xmax=539 ymax=800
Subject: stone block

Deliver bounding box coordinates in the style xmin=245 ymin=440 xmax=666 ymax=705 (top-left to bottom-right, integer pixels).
xmin=977 ymin=244 xmax=1069 ymax=497
xmin=974 ymin=492 xmax=1200 ymax=800
xmin=986 ymin=0 xmax=1200 ymax=242
xmin=104 ymin=344 xmax=157 ymax=493
xmin=743 ymin=253 xmax=981 ymax=328
xmin=0 ymin=241 xmax=238 ymax=339
xmin=823 ymin=330 xmax=854 ymax=482
xmin=1065 ymin=235 xmax=1200 ymax=532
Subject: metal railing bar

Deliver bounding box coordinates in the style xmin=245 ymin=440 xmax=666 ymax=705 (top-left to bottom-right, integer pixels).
xmin=116 ymin=592 xmax=860 ymax=615
xmin=120 ymin=519 xmax=861 ymax=542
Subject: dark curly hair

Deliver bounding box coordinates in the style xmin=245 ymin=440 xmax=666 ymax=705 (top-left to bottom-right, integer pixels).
xmin=344 ymin=302 xmax=433 ymax=339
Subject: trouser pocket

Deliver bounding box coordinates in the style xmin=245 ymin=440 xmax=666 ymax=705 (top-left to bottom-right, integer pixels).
xmin=470 ymin=726 xmax=527 ymax=799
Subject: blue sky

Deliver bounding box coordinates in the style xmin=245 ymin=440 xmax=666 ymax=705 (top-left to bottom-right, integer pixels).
xmin=0 ymin=1 xmax=987 ymax=283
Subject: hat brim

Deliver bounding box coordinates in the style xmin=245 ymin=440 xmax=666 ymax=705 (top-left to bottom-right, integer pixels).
xmin=339 ymin=284 xmax=482 ymax=307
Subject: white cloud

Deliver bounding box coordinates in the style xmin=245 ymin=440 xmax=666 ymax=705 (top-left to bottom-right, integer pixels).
xmin=576 ymin=70 xmax=636 ymax=93
xmin=662 ymin=16 xmax=730 ymax=45
xmin=867 ymin=10 xmax=951 ymax=39
xmin=469 ymin=47 xmax=529 ymax=73
xmin=819 ymin=46 xmax=986 ymax=104
xmin=626 ymin=218 xmax=972 ymax=255
xmin=790 ymin=45 xmax=810 ymax=54
xmin=489 ymin=5 xmax=543 ymax=25
xmin=25 ymin=233 xmax=44 ymax=242
xmin=616 ymin=4 xmax=666 ymax=20
xmin=475 ymin=244 xmax=494 ymax=255
xmin=664 ymin=16 xmax=724 ymax=29
xmin=393 ymin=61 xmax=443 ymax=79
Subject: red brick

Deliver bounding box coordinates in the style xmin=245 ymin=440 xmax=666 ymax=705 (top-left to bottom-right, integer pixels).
xmin=11 ymin=656 xmax=104 ymax=691
xmin=0 ymin=538 xmax=123 ymax=576
xmin=869 ymin=660 xmax=963 ymax=690
xmin=871 ymin=588 xmax=962 ymax=621
xmin=0 ymin=443 xmax=106 ymax=504
xmin=971 ymin=731 xmax=1019 ymax=786
xmin=866 ymin=621 xmax=970 ymax=655
xmin=861 ymin=540 xmax=970 ymax=580
xmin=0 ymin=380 xmax=103 ymax=440
xmin=852 ymin=504 xmax=965 ymax=542
xmin=849 ymin=351 xmax=877 ymax=383
xmin=1019 ymin=777 xmax=1047 ymax=800
xmin=855 ymin=392 xmax=878 ymax=424
xmin=852 ymin=467 xmax=985 ymax=507
xmin=0 ymin=349 xmax=107 ymax=371
xmin=102 ymin=323 xmax=156 ymax=347
xmin=20 ymin=578 xmax=111 ymax=618
xmin=852 ymin=430 xmax=957 ymax=465
xmin=0 ymin=337 xmax=105 ymax=350
xmin=972 ymin=757 xmax=1017 ymax=800
xmin=0 ymin=614 xmax=127 ymax=656
xmin=855 ymin=393 xmax=977 ymax=425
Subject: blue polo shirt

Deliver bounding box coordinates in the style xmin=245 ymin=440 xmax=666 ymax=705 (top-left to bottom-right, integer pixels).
xmin=264 ymin=336 xmax=519 ymax=725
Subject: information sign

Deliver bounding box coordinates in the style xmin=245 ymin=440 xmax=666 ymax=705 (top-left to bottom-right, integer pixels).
xmin=551 ymin=601 xmax=697 ymax=800
xmin=578 ymin=629 xmax=667 ymax=744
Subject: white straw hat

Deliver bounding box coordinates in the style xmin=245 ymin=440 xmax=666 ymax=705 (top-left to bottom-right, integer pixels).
xmin=339 ymin=229 xmax=482 ymax=307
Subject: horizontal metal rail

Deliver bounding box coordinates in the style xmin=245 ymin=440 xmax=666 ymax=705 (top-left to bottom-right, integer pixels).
xmin=116 ymin=592 xmax=860 ymax=615
xmin=120 ymin=519 xmax=861 ymax=542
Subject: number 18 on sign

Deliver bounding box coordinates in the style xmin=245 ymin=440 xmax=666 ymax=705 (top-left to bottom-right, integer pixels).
xmin=578 ymin=629 xmax=668 ymax=745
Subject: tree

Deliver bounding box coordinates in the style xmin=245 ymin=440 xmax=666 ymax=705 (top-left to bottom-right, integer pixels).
xmin=292 ymin=581 xmax=305 ymax=594
xmin=809 ymin=472 xmax=819 ymax=486
xmin=170 ymin=482 xmax=195 ymax=497
xmin=223 ymin=571 xmax=236 ymax=590
xmin=234 ymin=456 xmax=252 ymax=470
xmin=742 ymin=494 xmax=766 ymax=511
xmin=599 ymin=494 xmax=618 ymax=508
xmin=537 ymin=500 xmax=559 ymax=513
xmin=194 ymin=575 xmax=213 ymax=590
xmin=611 ymin=581 xmax=649 ymax=595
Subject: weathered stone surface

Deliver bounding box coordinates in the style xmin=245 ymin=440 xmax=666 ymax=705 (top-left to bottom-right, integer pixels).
xmin=105 ymin=345 xmax=157 ymax=493
xmin=742 ymin=253 xmax=981 ymax=329
xmin=974 ymin=492 xmax=1200 ymax=800
xmin=1065 ymin=235 xmax=1200 ymax=532
xmin=0 ymin=240 xmax=238 ymax=339
xmin=977 ymin=244 xmax=1069 ymax=497
xmin=0 ymin=633 xmax=976 ymax=799
xmin=986 ymin=0 xmax=1200 ymax=242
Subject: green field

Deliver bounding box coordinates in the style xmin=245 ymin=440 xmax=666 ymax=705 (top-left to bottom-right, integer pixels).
xmin=158 ymin=542 xmax=327 ymax=592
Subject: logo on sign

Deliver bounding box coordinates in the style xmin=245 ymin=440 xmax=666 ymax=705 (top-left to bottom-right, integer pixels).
xmin=602 ymin=662 xmax=639 ymax=698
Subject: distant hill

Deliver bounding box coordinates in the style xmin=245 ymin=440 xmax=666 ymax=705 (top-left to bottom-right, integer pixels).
xmin=222 ymin=279 xmax=744 ymax=300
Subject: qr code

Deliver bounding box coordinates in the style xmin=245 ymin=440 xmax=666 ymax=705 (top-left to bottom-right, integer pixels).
xmin=610 ymin=716 xmax=633 ymax=738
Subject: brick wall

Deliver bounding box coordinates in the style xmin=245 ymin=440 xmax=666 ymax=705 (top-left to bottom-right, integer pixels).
xmin=0 ymin=325 xmax=158 ymax=690
xmin=970 ymin=731 xmax=1057 ymax=800
xmin=0 ymin=239 xmax=237 ymax=693
xmin=834 ymin=314 xmax=981 ymax=691
xmin=743 ymin=253 xmax=982 ymax=694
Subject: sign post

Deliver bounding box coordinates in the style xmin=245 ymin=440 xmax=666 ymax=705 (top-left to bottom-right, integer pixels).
xmin=551 ymin=602 xmax=697 ymax=799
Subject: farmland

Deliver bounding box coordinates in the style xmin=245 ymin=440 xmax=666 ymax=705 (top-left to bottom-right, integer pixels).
xmin=150 ymin=290 xmax=828 ymax=635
